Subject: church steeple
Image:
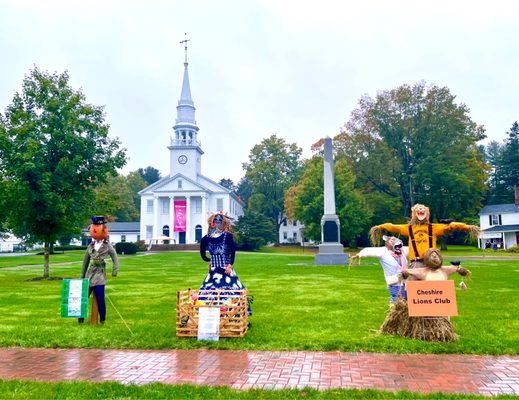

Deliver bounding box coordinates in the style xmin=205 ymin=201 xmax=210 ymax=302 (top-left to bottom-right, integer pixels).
xmin=169 ymin=34 xmax=203 ymax=179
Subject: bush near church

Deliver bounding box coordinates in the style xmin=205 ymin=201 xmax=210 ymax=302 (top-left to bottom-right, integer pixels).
xmin=115 ymin=242 xmax=139 ymax=255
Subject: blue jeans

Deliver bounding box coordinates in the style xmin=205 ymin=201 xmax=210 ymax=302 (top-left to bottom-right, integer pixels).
xmin=388 ymin=284 xmax=407 ymax=304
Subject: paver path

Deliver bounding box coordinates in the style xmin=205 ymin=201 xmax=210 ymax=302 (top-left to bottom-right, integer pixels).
xmin=0 ymin=348 xmax=518 ymax=396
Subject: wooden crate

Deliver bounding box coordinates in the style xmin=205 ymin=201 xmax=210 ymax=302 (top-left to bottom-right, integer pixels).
xmin=176 ymin=288 xmax=249 ymax=338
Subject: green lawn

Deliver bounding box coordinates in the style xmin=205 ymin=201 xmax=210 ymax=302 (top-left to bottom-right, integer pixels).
xmin=0 ymin=247 xmax=517 ymax=355
xmin=0 ymin=380 xmax=510 ymax=400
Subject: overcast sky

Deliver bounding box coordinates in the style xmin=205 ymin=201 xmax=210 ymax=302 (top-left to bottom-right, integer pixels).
xmin=1 ymin=0 xmax=518 ymax=184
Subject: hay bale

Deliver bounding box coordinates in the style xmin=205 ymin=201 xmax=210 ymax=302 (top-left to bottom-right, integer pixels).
xmin=380 ymin=297 xmax=458 ymax=342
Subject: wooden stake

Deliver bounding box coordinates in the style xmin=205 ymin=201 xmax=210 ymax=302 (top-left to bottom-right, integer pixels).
xmin=90 ymin=292 xmax=98 ymax=325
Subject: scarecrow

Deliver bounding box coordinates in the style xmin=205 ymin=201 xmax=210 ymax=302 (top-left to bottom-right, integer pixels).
xmin=370 ymin=203 xmax=480 ymax=268
xmin=199 ymin=212 xmax=251 ymax=315
xmin=350 ymin=236 xmax=409 ymax=304
xmin=380 ymin=248 xmax=470 ymax=342
xmin=79 ymin=216 xmax=119 ymax=324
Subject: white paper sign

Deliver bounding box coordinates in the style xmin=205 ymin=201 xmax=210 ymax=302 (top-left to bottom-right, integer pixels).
xmin=67 ymin=279 xmax=84 ymax=317
xmin=197 ymin=307 xmax=220 ymax=341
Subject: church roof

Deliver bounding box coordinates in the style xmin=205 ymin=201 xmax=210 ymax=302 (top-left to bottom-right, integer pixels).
xmin=138 ymin=173 xmax=232 ymax=195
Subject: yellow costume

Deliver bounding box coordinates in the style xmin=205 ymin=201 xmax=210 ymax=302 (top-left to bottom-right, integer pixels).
xmin=370 ymin=204 xmax=480 ymax=262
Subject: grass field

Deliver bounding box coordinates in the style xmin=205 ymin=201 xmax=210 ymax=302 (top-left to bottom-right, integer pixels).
xmin=0 ymin=247 xmax=517 ymax=355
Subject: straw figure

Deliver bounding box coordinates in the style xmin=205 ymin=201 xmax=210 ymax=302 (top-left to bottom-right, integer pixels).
xmin=380 ymin=248 xmax=470 ymax=342
xmin=369 ymin=203 xmax=480 ymax=269
xmin=350 ymin=236 xmax=409 ymax=305
xmin=79 ymin=216 xmax=119 ymax=324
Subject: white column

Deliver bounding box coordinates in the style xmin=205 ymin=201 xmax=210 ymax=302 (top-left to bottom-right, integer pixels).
xmin=185 ymin=195 xmax=191 ymax=243
xmin=169 ymin=196 xmax=174 ymax=240
xmin=202 ymin=195 xmax=208 ymax=235
xmin=153 ymin=196 xmax=159 ymax=238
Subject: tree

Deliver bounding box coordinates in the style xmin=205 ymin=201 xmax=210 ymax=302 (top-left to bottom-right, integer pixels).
xmin=94 ymin=174 xmax=140 ymax=222
xmin=501 ymin=122 xmax=519 ymax=193
xmin=219 ymin=178 xmax=235 ymax=191
xmin=236 ymin=176 xmax=252 ymax=207
xmin=484 ymin=141 xmax=508 ymax=204
xmin=138 ymin=166 xmax=161 ymax=186
xmin=234 ymin=210 xmax=276 ymax=251
xmin=336 ymin=81 xmax=487 ymax=221
xmin=286 ymin=156 xmax=372 ymax=246
xmin=0 ymin=67 xmax=126 ymax=278
xmin=242 ymin=134 xmax=304 ymax=242
xmin=126 ymin=170 xmax=147 ymax=214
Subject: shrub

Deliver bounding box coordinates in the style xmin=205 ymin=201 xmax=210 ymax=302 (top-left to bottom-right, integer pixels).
xmin=115 ymin=242 xmax=139 ymax=255
xmin=507 ymin=245 xmax=519 ymax=253
xmin=54 ymin=245 xmax=87 ymax=251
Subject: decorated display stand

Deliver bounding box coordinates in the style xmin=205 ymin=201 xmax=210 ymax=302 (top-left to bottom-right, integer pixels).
xmin=176 ymin=289 xmax=249 ymax=338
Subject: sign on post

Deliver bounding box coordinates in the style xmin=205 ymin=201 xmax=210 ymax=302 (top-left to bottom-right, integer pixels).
xmin=197 ymin=307 xmax=220 ymax=341
xmin=406 ymin=280 xmax=458 ymax=317
xmin=61 ymin=279 xmax=89 ymax=318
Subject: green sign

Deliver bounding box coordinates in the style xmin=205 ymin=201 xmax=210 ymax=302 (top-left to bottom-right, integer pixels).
xmin=61 ymin=279 xmax=89 ymax=318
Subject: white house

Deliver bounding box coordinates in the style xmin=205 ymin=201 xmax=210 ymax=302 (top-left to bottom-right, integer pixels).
xmin=81 ymin=222 xmax=141 ymax=245
xmin=279 ymin=219 xmax=304 ymax=244
xmin=478 ymin=185 xmax=519 ymax=250
xmin=139 ymin=51 xmax=243 ymax=245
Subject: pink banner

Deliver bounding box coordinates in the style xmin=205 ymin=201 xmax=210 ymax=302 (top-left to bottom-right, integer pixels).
xmin=174 ymin=199 xmax=186 ymax=232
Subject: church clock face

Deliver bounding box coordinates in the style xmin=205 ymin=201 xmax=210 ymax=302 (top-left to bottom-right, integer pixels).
xmin=178 ymin=155 xmax=188 ymax=165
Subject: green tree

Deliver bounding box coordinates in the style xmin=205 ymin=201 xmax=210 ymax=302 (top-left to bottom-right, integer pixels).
xmin=0 ymin=67 xmax=126 ymax=278
xmin=138 ymin=166 xmax=161 ymax=186
xmin=336 ymin=81 xmax=487 ymax=221
xmin=234 ymin=210 xmax=276 ymax=251
xmin=236 ymin=177 xmax=252 ymax=207
xmin=484 ymin=141 xmax=508 ymax=204
xmin=126 ymin=170 xmax=147 ymax=214
xmin=501 ymin=122 xmax=519 ymax=194
xmin=287 ymin=156 xmax=371 ymax=246
xmin=219 ymin=178 xmax=235 ymax=191
xmin=94 ymin=174 xmax=139 ymax=222
xmin=242 ymin=134 xmax=304 ymax=242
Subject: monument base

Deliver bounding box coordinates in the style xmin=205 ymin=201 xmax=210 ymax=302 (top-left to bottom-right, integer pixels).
xmin=315 ymin=243 xmax=349 ymax=265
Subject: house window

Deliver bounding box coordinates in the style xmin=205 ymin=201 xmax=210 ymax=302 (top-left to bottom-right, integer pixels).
xmin=146 ymin=226 xmax=153 ymax=239
xmin=137 ymin=235 xmax=140 ymax=241
xmin=146 ymin=200 xmax=153 ymax=213
xmin=489 ymin=214 xmax=502 ymax=226
xmin=293 ymin=220 xmax=297 ymax=226
xmin=216 ymin=198 xmax=224 ymax=211
xmin=283 ymin=220 xmax=287 ymax=226
xmin=283 ymin=232 xmax=288 ymax=240
xmin=293 ymin=232 xmax=297 ymax=239
xmin=161 ymin=198 xmax=170 ymax=214
xmin=178 ymin=180 xmax=183 ymax=189
xmin=121 ymin=235 xmax=126 ymax=243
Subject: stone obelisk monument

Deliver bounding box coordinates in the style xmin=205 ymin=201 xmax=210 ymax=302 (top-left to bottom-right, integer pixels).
xmin=315 ymin=137 xmax=349 ymax=265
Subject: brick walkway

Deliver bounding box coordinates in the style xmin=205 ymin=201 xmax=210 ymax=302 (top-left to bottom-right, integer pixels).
xmin=1 ymin=349 xmax=518 ymax=396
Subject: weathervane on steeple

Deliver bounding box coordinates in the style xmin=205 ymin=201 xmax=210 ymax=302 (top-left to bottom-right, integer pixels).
xmin=180 ymin=33 xmax=190 ymax=64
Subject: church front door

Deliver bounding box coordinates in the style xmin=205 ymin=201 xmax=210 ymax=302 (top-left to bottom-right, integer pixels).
xmin=179 ymin=232 xmax=186 ymax=244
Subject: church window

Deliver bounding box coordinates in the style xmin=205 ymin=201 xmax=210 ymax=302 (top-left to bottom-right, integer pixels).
xmin=194 ymin=198 xmax=202 ymax=213
xmin=283 ymin=220 xmax=287 ymax=226
xmin=216 ymin=198 xmax=224 ymax=211
xmin=161 ymin=198 xmax=170 ymax=214
xmin=293 ymin=220 xmax=297 ymax=226
xmin=293 ymin=232 xmax=297 ymax=240
xmin=146 ymin=200 xmax=153 ymax=213
xmin=178 ymin=180 xmax=183 ymax=189
xmin=146 ymin=226 xmax=153 ymax=239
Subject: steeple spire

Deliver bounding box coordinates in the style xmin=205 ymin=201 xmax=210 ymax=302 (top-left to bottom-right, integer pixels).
xmin=170 ymin=33 xmax=202 ymax=179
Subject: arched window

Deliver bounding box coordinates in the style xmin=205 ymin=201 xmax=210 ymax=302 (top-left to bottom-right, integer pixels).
xmin=162 ymin=225 xmax=170 ymax=237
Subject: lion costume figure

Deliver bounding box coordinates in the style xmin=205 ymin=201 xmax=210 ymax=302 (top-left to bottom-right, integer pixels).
xmin=370 ymin=203 xmax=480 ymax=268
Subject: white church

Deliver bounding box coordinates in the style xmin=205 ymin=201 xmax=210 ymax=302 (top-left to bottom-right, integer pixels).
xmin=139 ymin=52 xmax=244 ymax=245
